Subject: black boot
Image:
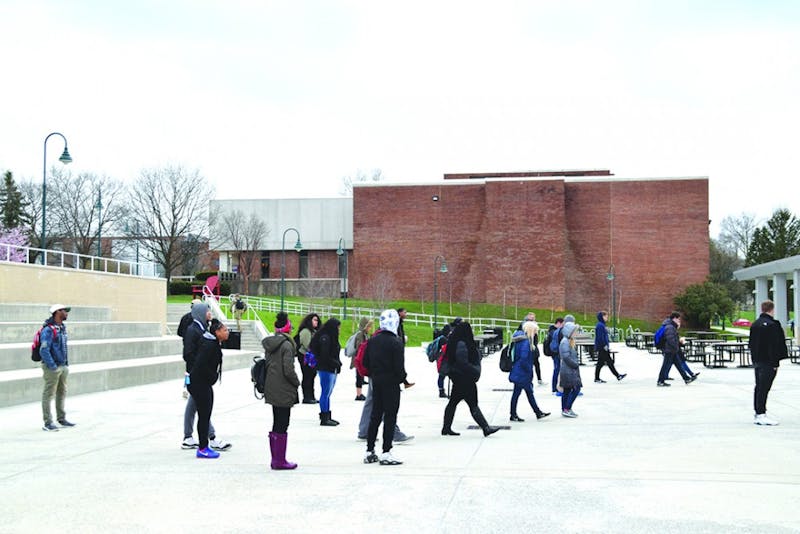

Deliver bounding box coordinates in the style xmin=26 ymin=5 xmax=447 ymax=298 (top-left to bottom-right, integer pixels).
xmin=442 ymin=403 xmax=459 ymax=435
xmin=439 ymin=388 xmax=449 ymax=398
xmin=328 ymin=411 xmax=340 ymax=426
xmin=471 ymin=406 xmax=500 ymax=436
xmin=320 ymin=412 xmax=338 ymax=427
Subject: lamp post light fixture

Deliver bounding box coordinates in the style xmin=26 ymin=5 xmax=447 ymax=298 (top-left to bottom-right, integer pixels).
xmin=336 ymin=237 xmax=348 ymax=320
xmin=433 ymin=255 xmax=448 ymax=330
xmin=41 ymin=132 xmax=72 ymax=261
xmin=606 ymin=264 xmax=617 ymax=340
xmin=280 ymin=227 xmax=302 ymax=311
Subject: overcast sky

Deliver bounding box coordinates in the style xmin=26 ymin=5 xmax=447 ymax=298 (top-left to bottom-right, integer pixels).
xmin=1 ymin=0 xmax=798 ymax=237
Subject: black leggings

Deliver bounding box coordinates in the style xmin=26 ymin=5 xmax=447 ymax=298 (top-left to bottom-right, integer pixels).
xmin=188 ymin=383 xmax=213 ymax=449
xmin=272 ymin=405 xmax=291 ymax=433
xmin=298 ymin=355 xmax=317 ymax=401
xmin=443 ymin=378 xmax=479 ymax=426
xmin=355 ymin=369 xmax=365 ymax=388
xmin=367 ymin=382 xmax=401 ymax=453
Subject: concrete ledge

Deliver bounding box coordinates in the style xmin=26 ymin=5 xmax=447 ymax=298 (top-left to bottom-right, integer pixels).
xmin=0 ymin=321 xmax=163 ymax=344
xmin=0 ymin=348 xmax=259 ymax=408
xmin=0 ymin=303 xmax=112 ymax=322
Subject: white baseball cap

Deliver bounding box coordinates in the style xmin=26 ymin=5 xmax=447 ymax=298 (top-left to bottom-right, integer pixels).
xmin=49 ymin=304 xmax=71 ymax=314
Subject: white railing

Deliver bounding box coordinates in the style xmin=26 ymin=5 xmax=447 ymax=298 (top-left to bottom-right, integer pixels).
xmin=0 ymin=241 xmax=160 ymax=278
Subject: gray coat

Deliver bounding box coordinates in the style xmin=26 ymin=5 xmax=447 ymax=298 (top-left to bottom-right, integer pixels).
xmin=558 ymin=322 xmax=582 ymax=389
xmin=262 ymin=333 xmax=300 ymax=408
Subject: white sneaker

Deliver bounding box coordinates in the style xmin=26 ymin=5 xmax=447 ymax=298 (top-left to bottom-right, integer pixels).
xmin=209 ymin=438 xmax=232 ymax=451
xmin=181 ymin=436 xmax=198 ymax=449
xmin=754 ymin=414 xmax=779 ymax=426
xmin=378 ymin=451 xmax=403 ymax=465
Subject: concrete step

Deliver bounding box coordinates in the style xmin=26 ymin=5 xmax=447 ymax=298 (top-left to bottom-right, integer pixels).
xmin=166 ymin=303 xmax=192 ymax=323
xmin=0 ymin=348 xmax=261 ymax=408
xmin=0 ymin=321 xmax=162 ymax=344
xmin=0 ymin=303 xmax=112 ymax=322
xmin=0 ymin=336 xmax=183 ymax=372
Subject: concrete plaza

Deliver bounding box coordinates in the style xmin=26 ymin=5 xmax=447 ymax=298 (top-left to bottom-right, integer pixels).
xmin=3 ymin=342 xmax=799 ymax=533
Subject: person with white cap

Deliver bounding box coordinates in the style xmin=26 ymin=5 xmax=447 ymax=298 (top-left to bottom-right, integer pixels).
xmin=40 ymin=304 xmax=74 ymax=431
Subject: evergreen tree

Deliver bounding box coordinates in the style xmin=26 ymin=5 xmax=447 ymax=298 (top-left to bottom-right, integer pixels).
xmin=745 ymin=209 xmax=800 ymax=266
xmin=0 ymin=170 xmax=30 ymax=229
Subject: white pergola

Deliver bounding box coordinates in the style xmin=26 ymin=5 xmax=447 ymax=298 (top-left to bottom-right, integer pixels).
xmin=734 ymin=255 xmax=800 ymax=342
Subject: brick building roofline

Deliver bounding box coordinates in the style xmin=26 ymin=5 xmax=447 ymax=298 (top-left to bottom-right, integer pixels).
xmin=353 ymin=175 xmax=708 ymax=188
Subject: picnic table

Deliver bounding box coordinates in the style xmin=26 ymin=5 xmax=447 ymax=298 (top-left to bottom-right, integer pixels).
xmin=635 ymin=332 xmax=654 ymax=351
xmin=475 ymin=333 xmax=497 ymax=356
xmin=711 ymin=342 xmax=751 ymax=368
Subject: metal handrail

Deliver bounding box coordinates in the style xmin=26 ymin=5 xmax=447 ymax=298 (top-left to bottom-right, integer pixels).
xmin=0 ymin=241 xmax=159 ymax=278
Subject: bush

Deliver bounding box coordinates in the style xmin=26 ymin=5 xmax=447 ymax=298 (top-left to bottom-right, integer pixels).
xmin=194 ymin=271 xmax=217 ymax=282
xmin=169 ymin=280 xmax=194 ymax=295
xmin=674 ymin=281 xmax=734 ymax=329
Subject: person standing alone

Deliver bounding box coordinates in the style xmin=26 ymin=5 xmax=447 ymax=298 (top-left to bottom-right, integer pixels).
xmin=594 ymin=311 xmax=626 ymax=383
xmin=40 ymin=304 xmax=74 ymax=431
xmin=749 ymin=300 xmax=788 ymax=426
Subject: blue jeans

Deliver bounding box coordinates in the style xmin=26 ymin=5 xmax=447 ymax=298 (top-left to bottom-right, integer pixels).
xmin=551 ymin=357 xmax=560 ymax=392
xmin=437 ymin=374 xmax=445 ymax=389
xmin=318 ymin=370 xmax=337 ymax=413
xmin=561 ymin=386 xmax=581 ymax=411
xmin=510 ymin=382 xmax=540 ymax=416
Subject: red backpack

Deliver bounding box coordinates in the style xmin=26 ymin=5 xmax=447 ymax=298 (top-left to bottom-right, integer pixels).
xmin=31 ymin=324 xmax=58 ymax=362
xmin=354 ymin=329 xmax=382 ymax=377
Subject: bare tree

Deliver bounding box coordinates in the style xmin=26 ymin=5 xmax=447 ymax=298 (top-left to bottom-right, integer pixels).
xmin=340 ymin=168 xmax=384 ymax=196
xmin=212 ymin=209 xmax=268 ymax=294
xmin=17 ymin=179 xmax=44 ymax=251
xmin=367 ymin=270 xmax=395 ymax=309
xmin=463 ymin=274 xmax=477 ymax=321
xmin=47 ymin=169 xmax=127 ymax=259
xmin=718 ymin=212 xmax=760 ymax=259
xmin=126 ymin=166 xmax=214 ymax=281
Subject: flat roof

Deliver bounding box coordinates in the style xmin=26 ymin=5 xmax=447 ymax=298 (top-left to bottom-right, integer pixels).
xmin=734 ymin=255 xmax=800 ymax=280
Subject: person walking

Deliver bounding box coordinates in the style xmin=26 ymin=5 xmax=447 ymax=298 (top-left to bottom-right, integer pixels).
xmin=518 ymin=312 xmax=544 ymax=384
xmin=188 ymin=319 xmax=228 ymax=459
xmin=544 ymin=317 xmax=565 ymax=395
xmin=230 ymin=294 xmax=247 ymax=331
xmin=311 ymin=317 xmax=342 ymax=426
xmin=441 ymin=321 xmax=501 ymax=437
xmin=508 ymin=321 xmax=551 ymax=422
xmin=363 ymin=309 xmax=408 ymax=466
xmin=351 ymin=317 xmax=372 ymax=401
xmin=749 ymin=300 xmax=789 ymax=426
xmin=594 ymin=311 xmax=626 ymax=383
xmin=559 ymin=321 xmax=583 ymax=417
xmin=295 ymin=313 xmax=321 ymax=404
xmin=263 ymin=311 xmax=301 ymax=469
xmin=40 ymin=304 xmax=74 ymax=431
xmin=656 ymin=312 xmax=694 ymax=387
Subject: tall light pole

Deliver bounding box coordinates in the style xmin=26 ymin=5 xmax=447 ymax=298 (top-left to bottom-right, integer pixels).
xmin=606 ymin=264 xmax=617 ymax=341
xmin=280 ymin=227 xmax=302 ymax=311
xmin=95 ymin=189 xmax=102 ymax=256
xmin=336 ymin=237 xmax=348 ymax=320
xmin=41 ymin=132 xmax=72 ymax=261
xmin=433 ymin=255 xmax=448 ymax=331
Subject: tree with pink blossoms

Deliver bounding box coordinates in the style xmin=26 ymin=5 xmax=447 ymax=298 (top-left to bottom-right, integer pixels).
xmin=0 ymin=225 xmax=29 ymax=262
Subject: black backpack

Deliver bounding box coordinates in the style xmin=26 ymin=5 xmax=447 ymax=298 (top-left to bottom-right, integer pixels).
xmin=31 ymin=323 xmax=58 ymax=362
xmin=543 ymin=327 xmax=556 ymax=357
xmin=499 ymin=342 xmax=515 ymax=372
xmin=251 ymin=337 xmax=289 ymax=399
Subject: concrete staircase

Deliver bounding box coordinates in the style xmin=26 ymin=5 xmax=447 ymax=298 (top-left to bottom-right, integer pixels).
xmin=166 ymin=303 xmax=265 ymax=353
xmin=0 ymin=303 xmax=261 ymax=408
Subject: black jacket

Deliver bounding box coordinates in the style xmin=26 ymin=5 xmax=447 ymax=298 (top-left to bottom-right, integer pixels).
xmin=177 ymin=312 xmax=193 ymax=338
xmin=312 ymin=332 xmax=342 ymax=374
xmin=363 ymin=330 xmax=406 ymax=385
xmin=749 ymin=313 xmax=788 ymax=367
xmin=661 ymin=319 xmax=680 ymax=355
xmin=190 ymin=332 xmax=222 ymax=387
xmin=182 ymin=320 xmax=206 ymax=373
xmin=448 ymin=340 xmax=481 ymax=383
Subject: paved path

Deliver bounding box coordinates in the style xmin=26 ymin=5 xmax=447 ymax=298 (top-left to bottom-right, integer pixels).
xmin=3 ymin=342 xmax=799 ymax=533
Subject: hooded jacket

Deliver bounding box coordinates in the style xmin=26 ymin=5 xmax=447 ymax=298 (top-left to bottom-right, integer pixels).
xmin=182 ymin=303 xmax=210 ymax=373
xmin=660 ymin=318 xmax=680 ymax=355
xmin=262 ymin=333 xmax=300 ymax=407
xmin=509 ymin=329 xmax=535 ymax=385
xmin=558 ymin=322 xmax=582 ymax=389
xmin=39 ymin=316 xmax=68 ymax=369
xmin=749 ymin=313 xmax=789 ymax=367
xmin=363 ymin=329 xmax=406 ymax=385
xmin=311 ymin=322 xmax=342 ymax=374
xmin=594 ymin=312 xmax=609 ymax=351
xmin=350 ymin=317 xmax=372 ymax=370
xmin=190 ymin=331 xmax=222 ymax=387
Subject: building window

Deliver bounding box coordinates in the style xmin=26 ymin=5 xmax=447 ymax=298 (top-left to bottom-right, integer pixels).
xmin=299 ymin=250 xmax=308 ymax=279
xmin=260 ymin=253 xmax=270 ymax=279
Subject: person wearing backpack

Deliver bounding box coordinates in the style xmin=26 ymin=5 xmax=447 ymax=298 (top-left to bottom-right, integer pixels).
xmin=656 ymin=312 xmax=694 ymax=387
xmin=230 ymin=294 xmax=247 ymax=331
xmin=508 ymin=321 xmax=551 ymax=422
xmin=544 ymin=317 xmax=564 ymax=396
xmin=559 ymin=321 xmax=583 ymax=417
xmin=441 ymin=321 xmax=501 ymax=437
xmin=262 ymin=311 xmax=301 ymax=468
xmin=518 ymin=312 xmax=544 ymax=385
xmin=310 ymin=317 xmax=342 ymax=426
xmin=350 ymin=318 xmax=373 ymax=401
xmin=188 ymin=319 xmax=228 ymax=459
xmin=294 ymin=313 xmax=321 ymax=404
xmin=594 ymin=311 xmax=626 ymax=383
xmin=40 ymin=304 xmax=74 ymax=431
xmin=432 ymin=324 xmax=452 ymax=398
xmin=363 ymin=309 xmax=408 ymax=466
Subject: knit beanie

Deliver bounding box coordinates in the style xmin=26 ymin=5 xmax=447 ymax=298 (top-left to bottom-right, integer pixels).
xmin=274 ymin=312 xmax=292 ymax=334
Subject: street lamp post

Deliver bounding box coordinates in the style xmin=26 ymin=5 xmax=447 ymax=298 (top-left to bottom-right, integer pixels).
xmin=96 ymin=189 xmax=102 ymax=257
xmin=336 ymin=237 xmax=348 ymax=320
xmin=41 ymin=132 xmax=72 ymax=261
xmin=606 ymin=264 xmax=617 ymax=341
xmin=433 ymin=255 xmax=448 ymax=331
xmin=280 ymin=227 xmax=302 ymax=311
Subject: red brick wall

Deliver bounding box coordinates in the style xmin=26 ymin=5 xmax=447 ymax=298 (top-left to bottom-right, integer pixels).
xmin=352 ymin=178 xmax=709 ymax=321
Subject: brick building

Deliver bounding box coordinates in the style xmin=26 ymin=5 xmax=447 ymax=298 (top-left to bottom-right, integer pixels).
xmin=351 ymin=171 xmax=709 ymax=322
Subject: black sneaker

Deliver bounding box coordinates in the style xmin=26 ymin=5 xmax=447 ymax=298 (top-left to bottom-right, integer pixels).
xmin=363 ymin=451 xmax=378 ymax=464
xmin=617 ymin=374 xmax=627 ymax=381
xmin=664 ymin=377 xmax=675 ymax=381
xmin=58 ymin=419 xmax=76 ymax=427
xmin=42 ymin=422 xmax=59 ymax=431
xmin=594 ymin=379 xmax=607 ymax=384
xmin=657 ymin=381 xmax=671 ymax=387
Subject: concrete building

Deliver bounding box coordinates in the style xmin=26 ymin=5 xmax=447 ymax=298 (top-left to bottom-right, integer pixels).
xmin=734 ymin=255 xmax=800 ymax=342
xmin=210 ymin=172 xmax=709 ymax=321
